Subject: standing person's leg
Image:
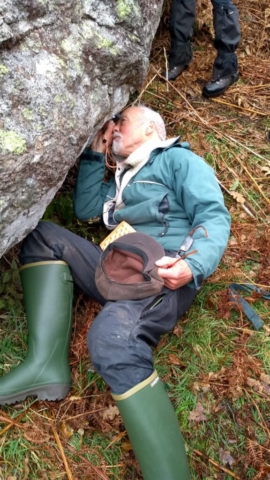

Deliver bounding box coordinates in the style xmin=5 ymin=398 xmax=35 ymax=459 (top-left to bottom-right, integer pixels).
xmin=203 ymin=0 xmax=240 ymax=97
xmin=0 ymin=221 xmax=105 ymax=405
xmin=88 ymin=285 xmax=196 ymax=479
xmin=163 ymin=0 xmax=196 ymax=81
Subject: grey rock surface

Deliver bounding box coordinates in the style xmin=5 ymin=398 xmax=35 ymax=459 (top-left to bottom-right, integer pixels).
xmin=0 ymin=0 xmax=163 ymax=258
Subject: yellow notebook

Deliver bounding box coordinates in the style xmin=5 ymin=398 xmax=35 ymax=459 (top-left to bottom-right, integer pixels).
xmin=100 ymin=221 xmax=136 ymax=251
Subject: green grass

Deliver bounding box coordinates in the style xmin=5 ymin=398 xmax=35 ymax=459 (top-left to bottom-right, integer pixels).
xmin=0 ymin=253 xmax=269 ymax=478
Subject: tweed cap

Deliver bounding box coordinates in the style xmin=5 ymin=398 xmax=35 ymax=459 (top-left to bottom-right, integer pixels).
xmin=95 ymin=232 xmax=165 ymax=300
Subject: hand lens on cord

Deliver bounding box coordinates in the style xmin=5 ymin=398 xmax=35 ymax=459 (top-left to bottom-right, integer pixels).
xmin=112 ymin=113 xmax=120 ymax=124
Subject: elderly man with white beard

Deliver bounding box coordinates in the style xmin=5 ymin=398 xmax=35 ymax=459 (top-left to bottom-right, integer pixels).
xmin=0 ymin=105 xmax=231 ymax=480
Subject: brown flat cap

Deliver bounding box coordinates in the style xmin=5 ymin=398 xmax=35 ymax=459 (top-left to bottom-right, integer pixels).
xmin=95 ymin=232 xmax=165 ymax=300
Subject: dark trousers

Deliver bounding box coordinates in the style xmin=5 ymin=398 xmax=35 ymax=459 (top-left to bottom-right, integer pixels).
xmin=168 ymin=0 xmax=240 ymax=78
xmin=20 ymin=221 xmax=196 ymax=394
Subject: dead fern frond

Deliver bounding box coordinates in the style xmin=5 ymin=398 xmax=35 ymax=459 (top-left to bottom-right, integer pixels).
xmin=247 ymin=439 xmax=264 ymax=467
xmin=253 ymin=466 xmax=270 ymax=480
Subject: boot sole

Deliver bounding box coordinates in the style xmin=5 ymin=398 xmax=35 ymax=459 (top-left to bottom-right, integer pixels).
xmin=0 ymin=384 xmax=71 ymax=405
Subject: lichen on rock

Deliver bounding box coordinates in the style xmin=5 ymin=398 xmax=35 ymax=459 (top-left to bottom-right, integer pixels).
xmin=0 ymin=64 xmax=9 ymax=76
xmin=0 ymin=129 xmax=27 ymax=154
xmin=116 ymin=0 xmax=140 ymax=20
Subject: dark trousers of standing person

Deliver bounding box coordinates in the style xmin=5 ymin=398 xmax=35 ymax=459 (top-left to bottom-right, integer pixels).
xmin=167 ymin=0 xmax=241 ymax=96
xmin=0 ymin=221 xmax=196 ymax=479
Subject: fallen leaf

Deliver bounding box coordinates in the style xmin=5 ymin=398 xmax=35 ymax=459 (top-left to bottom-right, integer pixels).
xmin=192 ymin=381 xmax=211 ymax=394
xmin=228 ymin=236 xmax=238 ymax=246
xmin=121 ymin=440 xmax=133 ymax=452
xmin=102 ymin=404 xmax=119 ymax=421
xmin=230 ymin=385 xmax=243 ymax=400
xmin=168 ymin=353 xmax=186 ymax=366
xmin=156 ymin=336 xmax=168 ymax=350
xmin=188 ymin=402 xmax=207 ymax=422
xmin=262 ymin=382 xmax=270 ymax=395
xmin=260 ymin=373 xmax=270 ymax=384
xmin=246 ymin=377 xmax=270 ymax=396
xmin=244 ymin=295 xmax=260 ymax=303
xmin=60 ymin=421 xmax=74 ymax=439
xmin=219 ymin=448 xmax=235 ymax=467
xmin=263 ymin=325 xmax=270 ymax=335
xmin=173 ymin=324 xmax=183 ymax=337
xmin=261 ymin=166 xmax=270 ymax=176
xmin=230 ymin=191 xmax=246 ymax=204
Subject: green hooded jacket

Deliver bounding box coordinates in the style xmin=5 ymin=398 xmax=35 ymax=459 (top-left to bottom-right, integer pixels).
xmin=73 ymin=141 xmax=231 ymax=289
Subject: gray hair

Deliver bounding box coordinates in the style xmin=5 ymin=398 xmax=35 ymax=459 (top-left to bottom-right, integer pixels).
xmin=135 ymin=105 xmax=166 ymax=141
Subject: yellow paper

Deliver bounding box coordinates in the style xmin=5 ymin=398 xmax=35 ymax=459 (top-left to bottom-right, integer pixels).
xmin=100 ymin=221 xmax=136 ymax=250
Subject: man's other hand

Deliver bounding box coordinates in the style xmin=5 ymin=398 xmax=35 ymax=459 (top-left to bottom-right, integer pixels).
xmin=156 ymin=256 xmax=193 ymax=290
xmin=91 ymin=120 xmax=115 ymax=153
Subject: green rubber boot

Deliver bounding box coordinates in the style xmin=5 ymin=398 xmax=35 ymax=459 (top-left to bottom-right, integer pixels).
xmin=112 ymin=371 xmax=191 ymax=480
xmin=0 ymin=261 xmax=73 ymax=405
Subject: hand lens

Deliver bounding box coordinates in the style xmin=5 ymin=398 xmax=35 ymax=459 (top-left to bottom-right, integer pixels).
xmin=112 ymin=113 xmax=120 ymax=124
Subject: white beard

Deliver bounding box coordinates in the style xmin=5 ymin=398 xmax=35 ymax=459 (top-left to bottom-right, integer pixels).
xmin=112 ymin=134 xmax=123 ymax=155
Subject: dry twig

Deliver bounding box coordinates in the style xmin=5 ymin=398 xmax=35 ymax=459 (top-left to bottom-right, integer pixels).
xmin=66 ymin=445 xmax=111 ymax=480
xmin=193 ymin=449 xmax=241 ymax=479
xmin=0 ymin=403 xmax=36 ymax=437
xmin=51 ymin=424 xmax=74 ymax=480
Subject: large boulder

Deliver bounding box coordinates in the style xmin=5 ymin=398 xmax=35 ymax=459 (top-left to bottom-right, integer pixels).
xmin=0 ymin=0 xmax=163 ymax=258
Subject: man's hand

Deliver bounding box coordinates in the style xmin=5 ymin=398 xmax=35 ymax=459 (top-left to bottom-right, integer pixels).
xmin=91 ymin=120 xmax=115 ymax=154
xmin=155 ymin=256 xmax=193 ymax=290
